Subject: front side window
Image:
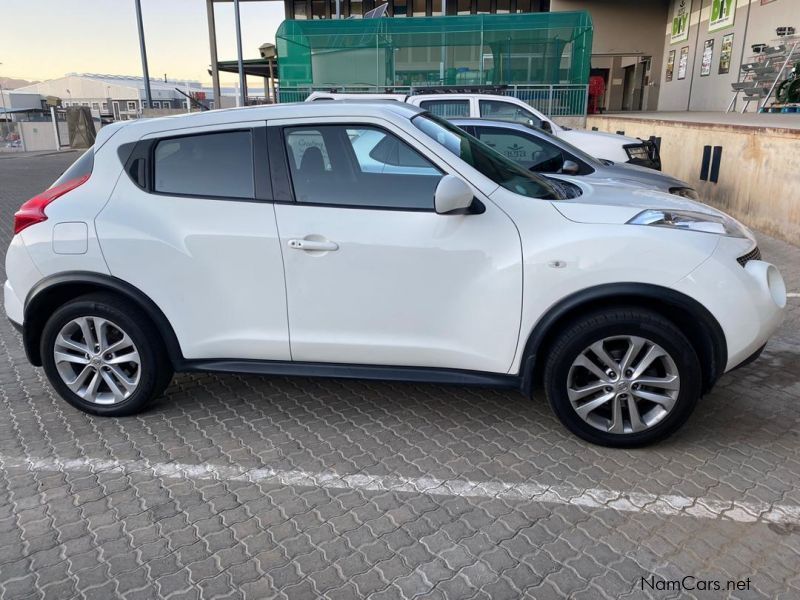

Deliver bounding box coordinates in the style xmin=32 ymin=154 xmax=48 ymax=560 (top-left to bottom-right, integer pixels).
xmin=284 ymin=125 xmax=443 ymax=209
xmin=479 ymin=100 xmax=541 ymax=128
xmin=154 ymin=130 xmax=254 ymax=198
xmin=473 ymin=127 xmax=565 ymax=173
xmin=418 ymin=99 xmax=470 ymax=119
xmin=413 ymin=113 xmax=560 ymax=200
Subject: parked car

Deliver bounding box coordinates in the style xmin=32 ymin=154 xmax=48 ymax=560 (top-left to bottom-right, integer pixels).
xmin=5 ymin=102 xmax=785 ymax=446
xmin=448 ymin=118 xmax=696 ymax=198
xmin=306 ymin=91 xmax=661 ymax=169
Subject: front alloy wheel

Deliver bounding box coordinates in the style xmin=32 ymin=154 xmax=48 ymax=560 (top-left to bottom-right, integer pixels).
xmin=567 ymin=336 xmax=680 ymax=435
xmin=544 ymin=308 xmax=701 ymax=447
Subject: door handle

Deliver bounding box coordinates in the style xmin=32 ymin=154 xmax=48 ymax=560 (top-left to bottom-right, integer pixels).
xmin=287 ymin=238 xmax=339 ymax=252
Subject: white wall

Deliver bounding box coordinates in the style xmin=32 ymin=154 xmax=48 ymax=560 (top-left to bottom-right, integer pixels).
xmin=658 ymin=0 xmax=799 ymax=111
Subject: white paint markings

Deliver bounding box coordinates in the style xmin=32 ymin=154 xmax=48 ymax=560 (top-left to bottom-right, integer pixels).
xmin=2 ymin=453 xmax=798 ymax=525
xmin=787 ymin=292 xmax=800 ymax=298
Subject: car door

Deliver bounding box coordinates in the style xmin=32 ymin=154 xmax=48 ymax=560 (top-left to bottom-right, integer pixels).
xmin=96 ymin=122 xmax=291 ymax=361
xmin=269 ymin=117 xmax=523 ymax=374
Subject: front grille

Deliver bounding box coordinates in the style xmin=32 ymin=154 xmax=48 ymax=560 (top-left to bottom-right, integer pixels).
xmin=737 ymin=246 xmax=761 ymax=267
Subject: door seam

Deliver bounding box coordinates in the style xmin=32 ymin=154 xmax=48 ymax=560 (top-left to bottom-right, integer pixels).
xmin=272 ymin=203 xmax=294 ymax=361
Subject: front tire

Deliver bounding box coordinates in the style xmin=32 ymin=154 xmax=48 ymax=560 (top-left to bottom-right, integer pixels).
xmin=543 ymin=307 xmax=702 ymax=447
xmin=41 ymin=293 xmax=173 ymax=416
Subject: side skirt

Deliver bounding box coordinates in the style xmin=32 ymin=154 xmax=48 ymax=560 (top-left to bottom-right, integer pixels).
xmin=178 ymin=359 xmax=522 ymax=390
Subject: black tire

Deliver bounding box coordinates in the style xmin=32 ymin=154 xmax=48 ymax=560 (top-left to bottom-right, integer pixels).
xmin=543 ymin=307 xmax=702 ymax=448
xmin=40 ymin=293 xmax=173 ymax=416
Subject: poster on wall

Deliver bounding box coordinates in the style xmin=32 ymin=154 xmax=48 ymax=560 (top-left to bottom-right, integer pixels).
xmin=666 ymin=50 xmax=676 ymax=81
xmin=701 ymin=39 xmax=714 ymax=76
xmin=671 ymin=0 xmax=692 ymax=44
xmin=678 ymin=46 xmax=690 ymax=80
xmin=719 ymin=33 xmax=734 ymax=74
xmin=709 ymin=0 xmax=736 ymax=32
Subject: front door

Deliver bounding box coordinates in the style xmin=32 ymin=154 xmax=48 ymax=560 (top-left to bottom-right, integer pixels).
xmin=271 ymin=119 xmax=523 ymax=374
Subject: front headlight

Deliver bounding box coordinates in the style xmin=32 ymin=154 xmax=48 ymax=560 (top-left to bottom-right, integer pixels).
xmin=627 ymin=209 xmax=748 ymax=237
xmin=669 ymin=187 xmax=700 ymax=200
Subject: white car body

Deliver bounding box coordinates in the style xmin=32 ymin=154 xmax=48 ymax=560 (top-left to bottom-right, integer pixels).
xmin=3 ymin=101 xmax=785 ymax=445
xmin=305 ymin=91 xmax=656 ymax=166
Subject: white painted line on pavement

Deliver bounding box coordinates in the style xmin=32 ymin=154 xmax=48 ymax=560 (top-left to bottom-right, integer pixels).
xmin=2 ymin=453 xmax=798 ymax=526
xmin=787 ymin=292 xmax=800 ymax=298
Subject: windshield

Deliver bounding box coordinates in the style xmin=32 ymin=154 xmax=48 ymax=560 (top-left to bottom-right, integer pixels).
xmin=412 ymin=114 xmax=562 ymax=200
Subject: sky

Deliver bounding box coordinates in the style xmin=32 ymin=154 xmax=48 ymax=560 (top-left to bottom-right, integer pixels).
xmin=0 ymin=0 xmax=286 ymax=86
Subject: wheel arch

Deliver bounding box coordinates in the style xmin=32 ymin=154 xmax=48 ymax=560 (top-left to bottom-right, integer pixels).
xmin=23 ymin=271 xmax=183 ymax=368
xmin=519 ymin=283 xmax=727 ymax=396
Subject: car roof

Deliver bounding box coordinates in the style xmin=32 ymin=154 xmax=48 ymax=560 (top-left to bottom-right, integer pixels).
xmin=99 ymin=100 xmax=426 ymax=147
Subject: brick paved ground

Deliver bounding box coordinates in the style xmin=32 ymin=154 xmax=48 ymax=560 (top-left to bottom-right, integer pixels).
xmin=0 ymin=152 xmax=799 ymax=599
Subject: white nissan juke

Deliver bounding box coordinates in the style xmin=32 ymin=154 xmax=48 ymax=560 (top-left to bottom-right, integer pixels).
xmin=4 ymin=102 xmax=786 ymax=447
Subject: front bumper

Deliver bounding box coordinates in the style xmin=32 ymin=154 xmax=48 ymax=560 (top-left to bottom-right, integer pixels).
xmin=674 ymin=249 xmax=786 ymax=372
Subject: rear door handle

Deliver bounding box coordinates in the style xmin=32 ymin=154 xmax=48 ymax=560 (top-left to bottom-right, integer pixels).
xmin=287 ymin=239 xmax=339 ymax=252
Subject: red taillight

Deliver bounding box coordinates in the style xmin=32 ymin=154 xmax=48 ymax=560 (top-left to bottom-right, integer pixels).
xmin=13 ymin=174 xmax=90 ymax=235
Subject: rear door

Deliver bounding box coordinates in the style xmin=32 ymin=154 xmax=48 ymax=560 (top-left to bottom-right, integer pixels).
xmin=96 ymin=122 xmax=290 ymax=361
xmin=269 ymin=117 xmax=523 ymax=373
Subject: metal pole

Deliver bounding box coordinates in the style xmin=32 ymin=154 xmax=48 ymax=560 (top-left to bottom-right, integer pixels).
xmin=134 ymin=0 xmax=153 ymax=110
xmin=50 ymin=106 xmax=60 ymax=149
xmin=206 ymin=0 xmax=222 ymax=109
xmin=233 ymin=0 xmax=247 ymax=106
xmin=335 ymin=0 xmax=340 ymax=19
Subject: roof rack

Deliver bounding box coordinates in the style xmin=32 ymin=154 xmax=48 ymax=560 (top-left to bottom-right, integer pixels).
xmin=410 ymin=85 xmax=510 ymax=95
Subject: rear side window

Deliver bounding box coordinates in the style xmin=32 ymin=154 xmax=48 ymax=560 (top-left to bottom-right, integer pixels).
xmin=418 ymin=99 xmax=470 ymax=118
xmin=153 ymin=131 xmax=254 ymax=199
xmin=53 ymin=148 xmax=94 ymax=187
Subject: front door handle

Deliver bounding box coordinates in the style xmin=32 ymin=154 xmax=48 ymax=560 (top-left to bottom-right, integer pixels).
xmin=287 ymin=238 xmax=339 ymax=252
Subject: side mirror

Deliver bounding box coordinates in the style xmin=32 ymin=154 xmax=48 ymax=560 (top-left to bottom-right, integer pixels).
xmin=561 ymin=160 xmax=580 ymax=175
xmin=434 ymin=175 xmax=474 ymax=214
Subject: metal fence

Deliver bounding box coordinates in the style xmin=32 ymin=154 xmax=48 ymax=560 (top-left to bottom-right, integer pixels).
xmin=277 ymin=84 xmax=589 ymax=117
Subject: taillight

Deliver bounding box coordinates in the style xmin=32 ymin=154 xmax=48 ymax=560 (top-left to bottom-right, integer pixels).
xmin=13 ymin=174 xmax=90 ymax=235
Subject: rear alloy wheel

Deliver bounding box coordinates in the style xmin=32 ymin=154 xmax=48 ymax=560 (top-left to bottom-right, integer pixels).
xmin=53 ymin=316 xmax=142 ymax=405
xmin=544 ymin=308 xmax=701 ymax=447
xmin=41 ymin=293 xmax=172 ymax=416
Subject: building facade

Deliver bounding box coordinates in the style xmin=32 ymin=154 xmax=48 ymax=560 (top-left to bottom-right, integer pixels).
xmin=285 ymin=0 xmax=550 ymax=19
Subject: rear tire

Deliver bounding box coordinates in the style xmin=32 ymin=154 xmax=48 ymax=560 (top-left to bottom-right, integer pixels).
xmin=543 ymin=307 xmax=701 ymax=447
xmin=41 ymin=293 xmax=173 ymax=416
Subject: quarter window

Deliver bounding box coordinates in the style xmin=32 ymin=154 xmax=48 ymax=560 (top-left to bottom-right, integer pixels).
xmin=154 ymin=130 xmax=254 ymax=198
xmin=284 ymin=125 xmax=442 ymax=209
xmin=418 ymin=99 xmax=470 ymax=118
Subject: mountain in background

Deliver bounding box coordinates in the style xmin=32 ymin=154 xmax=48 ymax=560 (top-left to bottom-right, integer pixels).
xmin=1 ymin=77 xmax=38 ymax=90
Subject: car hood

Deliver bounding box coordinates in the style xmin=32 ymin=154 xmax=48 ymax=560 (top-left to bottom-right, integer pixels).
xmin=546 ymin=175 xmax=729 ymax=225
xmin=599 ymin=162 xmax=690 ymax=190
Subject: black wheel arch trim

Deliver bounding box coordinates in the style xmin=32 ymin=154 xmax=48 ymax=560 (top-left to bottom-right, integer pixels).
xmin=23 ymin=271 xmax=184 ymax=368
xmin=519 ymin=283 xmax=727 ymax=396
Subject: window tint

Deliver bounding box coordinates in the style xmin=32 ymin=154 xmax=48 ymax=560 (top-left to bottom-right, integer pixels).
xmin=285 ymin=125 xmax=442 ymax=209
xmin=154 ymin=131 xmax=254 ymax=198
xmin=479 ymin=100 xmax=541 ymax=128
xmin=419 ymin=99 xmax=470 ymax=118
xmin=474 ymin=127 xmax=564 ymax=173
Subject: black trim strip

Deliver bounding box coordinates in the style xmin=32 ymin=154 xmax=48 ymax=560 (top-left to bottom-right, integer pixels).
xmin=179 ymin=358 xmax=520 ymax=389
